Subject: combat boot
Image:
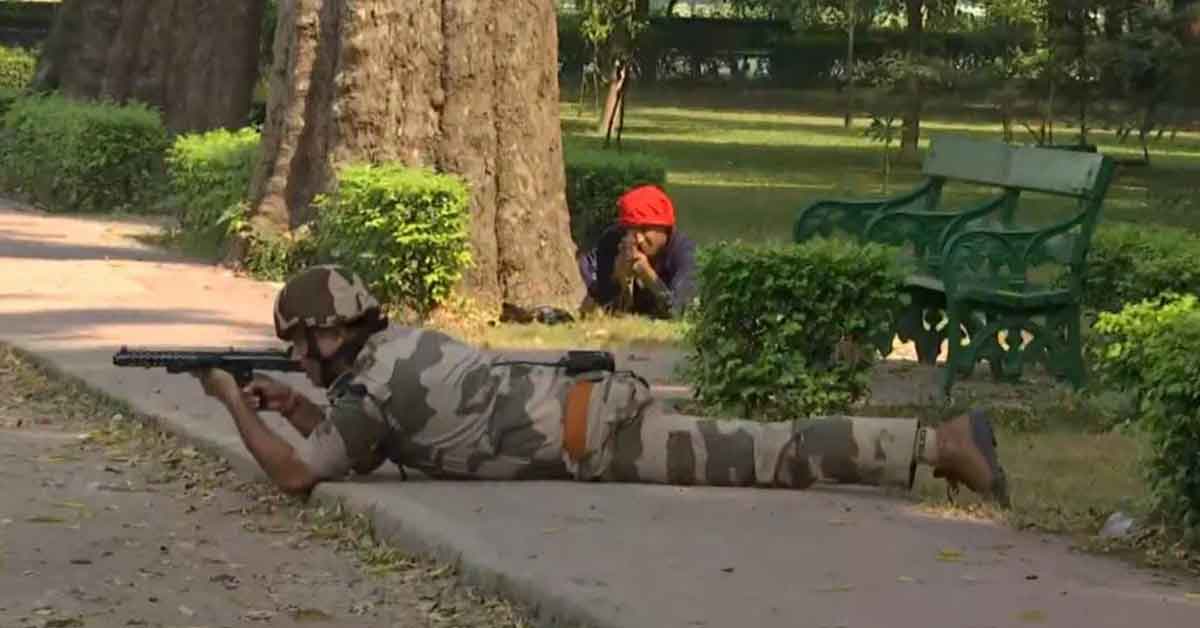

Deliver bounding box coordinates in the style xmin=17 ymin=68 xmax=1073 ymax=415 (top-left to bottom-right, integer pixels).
xmin=919 ymin=409 xmax=1010 ymax=507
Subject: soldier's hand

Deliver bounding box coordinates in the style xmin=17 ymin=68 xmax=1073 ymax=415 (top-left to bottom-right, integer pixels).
xmin=243 ymin=374 xmax=299 ymax=414
xmin=193 ymin=368 xmax=241 ymax=405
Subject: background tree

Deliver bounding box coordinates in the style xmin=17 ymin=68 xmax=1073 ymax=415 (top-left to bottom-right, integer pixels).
xmin=32 ymin=0 xmax=266 ymax=133
xmin=240 ymin=0 xmax=584 ymax=309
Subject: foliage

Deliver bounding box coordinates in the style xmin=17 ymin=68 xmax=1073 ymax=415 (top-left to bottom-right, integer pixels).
xmin=1091 ymin=293 xmax=1200 ymax=532
xmin=313 ymin=164 xmax=472 ymax=319
xmin=0 ymin=86 xmax=21 ymax=118
xmin=682 ymin=238 xmax=906 ymax=419
xmin=1089 ymin=293 xmax=1199 ymax=398
xmin=0 ymin=45 xmax=36 ymax=89
xmin=577 ymin=0 xmax=650 ymax=74
xmin=165 ymin=127 xmax=262 ymax=254
xmin=0 ymin=93 xmax=169 ymax=213
xmin=564 ymin=146 xmax=667 ymax=249
xmin=1083 ymin=223 xmax=1200 ymax=314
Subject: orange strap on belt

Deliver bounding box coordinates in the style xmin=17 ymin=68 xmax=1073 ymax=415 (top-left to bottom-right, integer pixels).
xmin=563 ymin=380 xmax=594 ymax=463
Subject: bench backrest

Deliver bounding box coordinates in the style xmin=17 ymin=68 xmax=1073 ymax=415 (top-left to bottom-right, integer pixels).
xmin=923 ymin=135 xmax=1109 ymax=199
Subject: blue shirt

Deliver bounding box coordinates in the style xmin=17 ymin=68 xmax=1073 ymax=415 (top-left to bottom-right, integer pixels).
xmin=578 ymin=225 xmax=697 ymax=319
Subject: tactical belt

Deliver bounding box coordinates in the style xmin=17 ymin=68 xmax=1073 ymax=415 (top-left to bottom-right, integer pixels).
xmin=562 ymin=380 xmax=594 ymax=463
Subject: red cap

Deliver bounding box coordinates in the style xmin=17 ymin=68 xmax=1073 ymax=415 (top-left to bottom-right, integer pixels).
xmin=617 ymin=185 xmax=675 ymax=228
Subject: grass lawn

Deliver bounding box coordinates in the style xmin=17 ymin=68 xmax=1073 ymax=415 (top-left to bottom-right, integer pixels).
xmin=561 ymin=89 xmax=1200 ymax=246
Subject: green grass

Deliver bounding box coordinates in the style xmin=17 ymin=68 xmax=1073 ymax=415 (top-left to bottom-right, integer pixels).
xmin=562 ymin=91 xmax=1200 ymax=245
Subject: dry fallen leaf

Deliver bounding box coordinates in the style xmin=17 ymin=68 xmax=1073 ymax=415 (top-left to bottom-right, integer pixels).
xmin=814 ymin=584 xmax=854 ymax=593
xmin=292 ymin=607 xmax=333 ymax=622
xmin=26 ymin=514 xmax=67 ymax=524
xmin=896 ymin=576 xmax=916 ymax=583
xmin=1184 ymin=592 xmax=1200 ymax=601
xmin=244 ymin=609 xmax=276 ymax=621
xmin=1017 ymin=609 xmax=1047 ymax=623
xmin=936 ymin=548 xmax=964 ymax=562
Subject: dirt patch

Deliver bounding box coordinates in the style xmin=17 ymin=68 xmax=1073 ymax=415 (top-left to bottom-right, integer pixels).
xmin=0 ymin=344 xmax=531 ymax=628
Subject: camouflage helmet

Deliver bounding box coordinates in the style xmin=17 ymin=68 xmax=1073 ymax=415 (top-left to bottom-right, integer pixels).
xmin=273 ymin=265 xmax=381 ymax=340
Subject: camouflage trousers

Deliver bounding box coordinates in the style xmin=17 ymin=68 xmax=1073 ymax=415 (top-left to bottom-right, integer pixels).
xmin=566 ymin=373 xmax=922 ymax=490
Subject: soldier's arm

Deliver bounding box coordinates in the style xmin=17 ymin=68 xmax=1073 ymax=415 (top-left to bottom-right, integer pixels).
xmin=222 ymin=392 xmax=320 ymax=495
xmin=279 ymin=393 xmax=325 ymax=437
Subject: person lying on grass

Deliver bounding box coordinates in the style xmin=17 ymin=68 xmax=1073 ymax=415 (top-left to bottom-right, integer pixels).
xmin=577 ymin=185 xmax=698 ymax=319
xmin=190 ymin=265 xmax=1010 ymax=507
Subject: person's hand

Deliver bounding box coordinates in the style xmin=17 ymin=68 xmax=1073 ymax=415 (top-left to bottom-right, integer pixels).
xmin=243 ymin=374 xmax=299 ymax=414
xmin=193 ymin=368 xmax=243 ymax=406
xmin=613 ymin=234 xmax=637 ymax=283
xmin=629 ymin=247 xmax=655 ymax=281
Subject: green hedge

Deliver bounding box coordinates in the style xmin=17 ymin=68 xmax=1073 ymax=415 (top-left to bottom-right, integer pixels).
xmin=682 ymin=238 xmax=906 ymax=419
xmin=1084 ymin=223 xmax=1200 ymax=314
xmin=0 ymin=93 xmax=169 ymax=213
xmin=314 ymin=164 xmax=472 ymax=318
xmin=1091 ymin=294 xmax=1200 ymax=531
xmin=166 ymin=127 xmax=261 ymax=251
xmin=0 ymin=86 xmax=21 ymax=118
xmin=0 ymin=45 xmax=36 ymax=89
xmin=565 ymin=147 xmax=667 ymax=249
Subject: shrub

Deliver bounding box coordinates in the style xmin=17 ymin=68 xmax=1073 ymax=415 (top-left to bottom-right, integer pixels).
xmin=166 ymin=127 xmax=261 ymax=251
xmin=564 ymin=146 xmax=666 ymax=250
xmin=0 ymin=45 xmax=36 ymax=89
xmin=313 ymin=164 xmax=472 ymax=318
xmin=0 ymin=86 xmax=21 ymax=118
xmin=1089 ymin=293 xmax=1200 ymax=397
xmin=0 ymin=94 xmax=169 ymax=213
xmin=1134 ymin=312 xmax=1200 ymax=531
xmin=682 ymin=238 xmax=906 ymax=419
xmin=1084 ymin=223 xmax=1200 ymax=314
xmin=1091 ymin=294 xmax=1200 ymax=530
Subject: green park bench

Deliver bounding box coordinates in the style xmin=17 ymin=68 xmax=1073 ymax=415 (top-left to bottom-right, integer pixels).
xmin=793 ymin=135 xmax=1117 ymax=396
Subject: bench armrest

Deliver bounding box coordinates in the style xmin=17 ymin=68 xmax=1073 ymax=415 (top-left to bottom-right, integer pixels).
xmin=941 ymin=212 xmax=1090 ymax=296
xmin=793 ymin=179 xmax=937 ymax=242
xmin=860 ymin=193 xmax=1012 ymax=266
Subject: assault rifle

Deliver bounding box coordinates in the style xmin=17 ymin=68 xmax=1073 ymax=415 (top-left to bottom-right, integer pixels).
xmin=112 ymin=346 xmax=304 ymax=386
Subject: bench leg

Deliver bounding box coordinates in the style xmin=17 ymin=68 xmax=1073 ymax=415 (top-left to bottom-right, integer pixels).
xmin=947 ymin=303 xmax=1085 ymax=390
xmin=896 ymin=288 xmax=948 ymax=366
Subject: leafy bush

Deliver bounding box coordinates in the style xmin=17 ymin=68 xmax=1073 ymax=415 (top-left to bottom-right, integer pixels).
xmin=682 ymin=238 xmax=906 ymax=419
xmin=1084 ymin=223 xmax=1200 ymax=313
xmin=0 ymin=86 xmax=21 ymax=118
xmin=1089 ymin=293 xmax=1200 ymax=396
xmin=0 ymin=94 xmax=169 ymax=213
xmin=166 ymin=127 xmax=261 ymax=251
xmin=0 ymin=45 xmax=36 ymax=89
xmin=564 ymin=146 xmax=666 ymax=249
xmin=1092 ymin=293 xmax=1200 ymax=531
xmin=313 ymin=164 xmax=472 ymax=318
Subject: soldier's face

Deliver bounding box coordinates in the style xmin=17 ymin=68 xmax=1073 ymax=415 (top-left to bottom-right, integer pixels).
xmin=288 ymin=327 xmax=349 ymax=385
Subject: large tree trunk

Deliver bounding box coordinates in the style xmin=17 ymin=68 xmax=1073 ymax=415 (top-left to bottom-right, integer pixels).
xmin=31 ymin=0 xmax=265 ymax=133
xmin=899 ymin=0 xmax=924 ymax=161
xmin=243 ymin=0 xmax=584 ymax=309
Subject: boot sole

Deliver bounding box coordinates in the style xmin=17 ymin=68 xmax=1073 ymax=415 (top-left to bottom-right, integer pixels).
xmin=968 ymin=409 xmax=1010 ymax=508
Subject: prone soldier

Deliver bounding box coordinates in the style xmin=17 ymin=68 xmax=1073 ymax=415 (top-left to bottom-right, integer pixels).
xmin=193 ymin=265 xmax=1009 ymax=505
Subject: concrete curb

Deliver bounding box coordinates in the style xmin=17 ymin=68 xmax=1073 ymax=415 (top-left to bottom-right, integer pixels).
xmin=311 ymin=485 xmax=605 ymax=628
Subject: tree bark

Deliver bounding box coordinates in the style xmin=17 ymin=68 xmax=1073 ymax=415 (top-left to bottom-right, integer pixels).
xmin=244 ymin=0 xmax=584 ymax=309
xmin=899 ymin=0 xmax=924 ymax=161
xmin=31 ymin=0 xmax=265 ymax=134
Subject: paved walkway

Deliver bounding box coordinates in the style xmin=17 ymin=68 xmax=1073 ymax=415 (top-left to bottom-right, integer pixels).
xmin=2 ymin=201 xmax=1197 ymax=628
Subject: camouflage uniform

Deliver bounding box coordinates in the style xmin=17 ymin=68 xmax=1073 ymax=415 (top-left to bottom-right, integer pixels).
xmin=295 ymin=325 xmax=932 ymax=490
xmin=273 ymin=265 xmax=1000 ymax=500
